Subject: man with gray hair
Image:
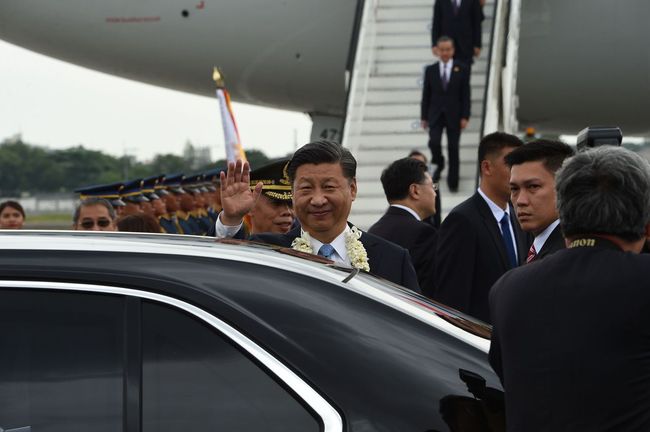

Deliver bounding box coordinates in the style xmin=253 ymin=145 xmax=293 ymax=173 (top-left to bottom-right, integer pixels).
xmin=73 ymin=198 xmax=118 ymax=231
xmin=489 ymin=146 xmax=650 ymax=431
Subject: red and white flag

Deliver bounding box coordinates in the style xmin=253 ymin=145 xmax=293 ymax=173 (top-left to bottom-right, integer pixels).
xmin=216 ymin=88 xmax=246 ymax=162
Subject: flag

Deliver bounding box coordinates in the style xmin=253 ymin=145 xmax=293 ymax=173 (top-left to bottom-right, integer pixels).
xmin=216 ymin=88 xmax=246 ymax=162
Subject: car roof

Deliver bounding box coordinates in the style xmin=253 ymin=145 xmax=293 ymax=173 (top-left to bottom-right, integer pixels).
xmin=0 ymin=230 xmax=491 ymax=352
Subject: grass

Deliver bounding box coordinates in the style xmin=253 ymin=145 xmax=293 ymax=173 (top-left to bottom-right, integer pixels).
xmin=24 ymin=213 xmax=72 ymax=229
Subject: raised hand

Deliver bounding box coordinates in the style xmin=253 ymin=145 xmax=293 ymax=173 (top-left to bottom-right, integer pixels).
xmin=219 ymin=159 xmax=263 ymax=226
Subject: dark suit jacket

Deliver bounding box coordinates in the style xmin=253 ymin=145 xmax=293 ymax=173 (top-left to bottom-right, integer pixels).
xmin=535 ymin=223 xmax=564 ymax=260
xmin=251 ymin=226 xmax=420 ymax=293
xmin=431 ymin=0 xmax=482 ymax=63
xmin=421 ymin=60 xmax=471 ymax=127
xmin=368 ymin=206 xmax=437 ymax=298
xmin=489 ymin=239 xmax=650 ymax=430
xmin=433 ymin=192 xmax=529 ymax=323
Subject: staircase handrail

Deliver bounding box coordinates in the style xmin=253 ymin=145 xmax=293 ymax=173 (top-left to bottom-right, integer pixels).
xmin=341 ymin=0 xmax=379 ymax=156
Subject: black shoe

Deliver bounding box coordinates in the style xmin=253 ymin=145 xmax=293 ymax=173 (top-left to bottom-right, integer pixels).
xmin=448 ymin=182 xmax=458 ymax=193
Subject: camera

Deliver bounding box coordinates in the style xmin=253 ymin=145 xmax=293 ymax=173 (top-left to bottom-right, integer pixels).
xmin=576 ymin=126 xmax=622 ymax=151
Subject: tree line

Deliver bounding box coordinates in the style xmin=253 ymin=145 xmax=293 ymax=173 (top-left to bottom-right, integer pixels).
xmin=0 ymin=137 xmax=273 ymax=196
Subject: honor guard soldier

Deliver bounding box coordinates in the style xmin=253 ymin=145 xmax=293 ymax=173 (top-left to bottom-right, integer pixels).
xmin=164 ymin=173 xmax=199 ymax=235
xmin=159 ymin=174 xmax=184 ymax=234
xmin=180 ymin=174 xmax=206 ymax=235
xmin=141 ymin=175 xmax=166 ymax=232
xmin=120 ymin=179 xmax=149 ymax=215
xmin=203 ymin=168 xmax=223 ymax=223
xmin=184 ymin=174 xmax=212 ymax=234
xmin=150 ymin=174 xmax=180 ymax=234
xmin=74 ymin=182 xmax=126 ymax=217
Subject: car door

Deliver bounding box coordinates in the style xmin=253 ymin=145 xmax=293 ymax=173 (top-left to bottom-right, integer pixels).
xmin=0 ymin=281 xmax=341 ymax=432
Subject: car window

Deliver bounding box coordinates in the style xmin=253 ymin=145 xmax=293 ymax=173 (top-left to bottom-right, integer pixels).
xmin=141 ymin=301 xmax=320 ymax=432
xmin=0 ymin=289 xmax=124 ymax=432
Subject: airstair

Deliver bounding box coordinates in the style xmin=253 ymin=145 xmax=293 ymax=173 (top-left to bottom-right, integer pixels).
xmin=343 ymin=0 xmax=518 ymax=229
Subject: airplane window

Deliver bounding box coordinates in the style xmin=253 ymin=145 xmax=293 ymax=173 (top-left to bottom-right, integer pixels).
xmin=141 ymin=301 xmax=320 ymax=432
xmin=0 ymin=289 xmax=124 ymax=432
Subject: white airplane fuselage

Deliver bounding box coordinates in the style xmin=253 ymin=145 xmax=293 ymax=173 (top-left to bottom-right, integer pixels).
xmin=0 ymin=0 xmax=357 ymax=117
xmin=1 ymin=0 xmax=649 ymax=136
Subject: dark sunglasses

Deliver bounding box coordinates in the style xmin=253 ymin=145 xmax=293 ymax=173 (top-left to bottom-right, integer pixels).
xmin=80 ymin=218 xmax=112 ymax=229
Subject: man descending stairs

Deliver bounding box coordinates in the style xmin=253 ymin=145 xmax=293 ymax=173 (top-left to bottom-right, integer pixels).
xmin=344 ymin=0 xmax=495 ymax=229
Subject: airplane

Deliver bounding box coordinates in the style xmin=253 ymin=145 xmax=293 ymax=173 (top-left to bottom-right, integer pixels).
xmin=0 ymin=0 xmax=648 ymax=139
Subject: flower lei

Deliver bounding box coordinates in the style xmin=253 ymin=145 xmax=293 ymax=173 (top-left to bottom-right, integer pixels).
xmin=291 ymin=226 xmax=370 ymax=272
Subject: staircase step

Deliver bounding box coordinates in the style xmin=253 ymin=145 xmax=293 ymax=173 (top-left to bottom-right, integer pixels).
xmin=352 ymin=145 xmax=479 ymax=166
xmin=380 ymin=0 xmax=434 ymax=7
xmin=368 ymin=73 xmax=486 ymax=89
xmin=348 ymin=131 xmax=481 ymax=148
xmin=375 ymin=45 xmax=491 ymax=63
xmin=362 ymin=101 xmax=484 ymax=119
xmin=376 ymin=6 xmax=431 ymax=21
xmin=375 ymin=46 xmax=434 ymax=61
xmin=359 ymin=118 xmax=482 ymax=134
xmin=375 ymin=20 xmax=431 ymax=34
xmin=366 ymin=88 xmax=484 ymax=104
xmin=375 ymin=60 xmax=487 ymax=74
xmin=375 ymin=31 xmax=493 ymax=48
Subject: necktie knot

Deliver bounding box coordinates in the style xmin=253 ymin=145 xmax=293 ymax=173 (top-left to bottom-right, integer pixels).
xmin=318 ymin=244 xmax=335 ymax=259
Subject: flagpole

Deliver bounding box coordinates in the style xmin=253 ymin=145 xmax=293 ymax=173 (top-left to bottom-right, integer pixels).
xmin=213 ymin=67 xmax=246 ymax=163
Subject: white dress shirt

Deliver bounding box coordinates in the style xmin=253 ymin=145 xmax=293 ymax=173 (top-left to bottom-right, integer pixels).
xmin=309 ymin=225 xmax=351 ymax=267
xmin=440 ymin=59 xmax=454 ymax=81
xmin=533 ymin=219 xmax=560 ymax=254
xmin=390 ymin=204 xmax=421 ymax=221
xmin=214 ymin=212 xmax=243 ymax=238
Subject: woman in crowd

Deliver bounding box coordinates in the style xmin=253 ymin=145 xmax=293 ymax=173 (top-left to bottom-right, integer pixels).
xmin=0 ymin=200 xmax=25 ymax=229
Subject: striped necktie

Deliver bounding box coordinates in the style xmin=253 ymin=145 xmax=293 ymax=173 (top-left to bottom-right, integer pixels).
xmin=526 ymin=244 xmax=537 ymax=263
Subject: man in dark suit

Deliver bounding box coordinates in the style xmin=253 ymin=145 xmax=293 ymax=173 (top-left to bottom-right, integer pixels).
xmin=214 ymin=140 xmax=420 ymax=292
xmin=408 ymin=150 xmax=442 ymax=228
xmin=433 ymin=132 xmax=528 ymax=323
xmin=421 ymin=36 xmax=471 ymax=192
xmin=431 ymin=0 xmax=482 ymax=65
xmin=506 ymin=140 xmax=574 ymax=263
xmin=489 ymin=146 xmax=650 ymax=430
xmin=369 ymin=158 xmax=438 ymax=297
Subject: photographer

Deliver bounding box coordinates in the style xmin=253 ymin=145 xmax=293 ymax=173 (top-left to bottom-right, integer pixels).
xmin=489 ymin=146 xmax=650 ymax=430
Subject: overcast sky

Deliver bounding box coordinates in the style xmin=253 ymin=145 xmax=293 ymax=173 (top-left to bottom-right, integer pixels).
xmin=0 ymin=40 xmax=312 ymax=162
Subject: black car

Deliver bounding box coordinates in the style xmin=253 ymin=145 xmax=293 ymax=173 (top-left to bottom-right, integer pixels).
xmin=0 ymin=231 xmax=503 ymax=432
